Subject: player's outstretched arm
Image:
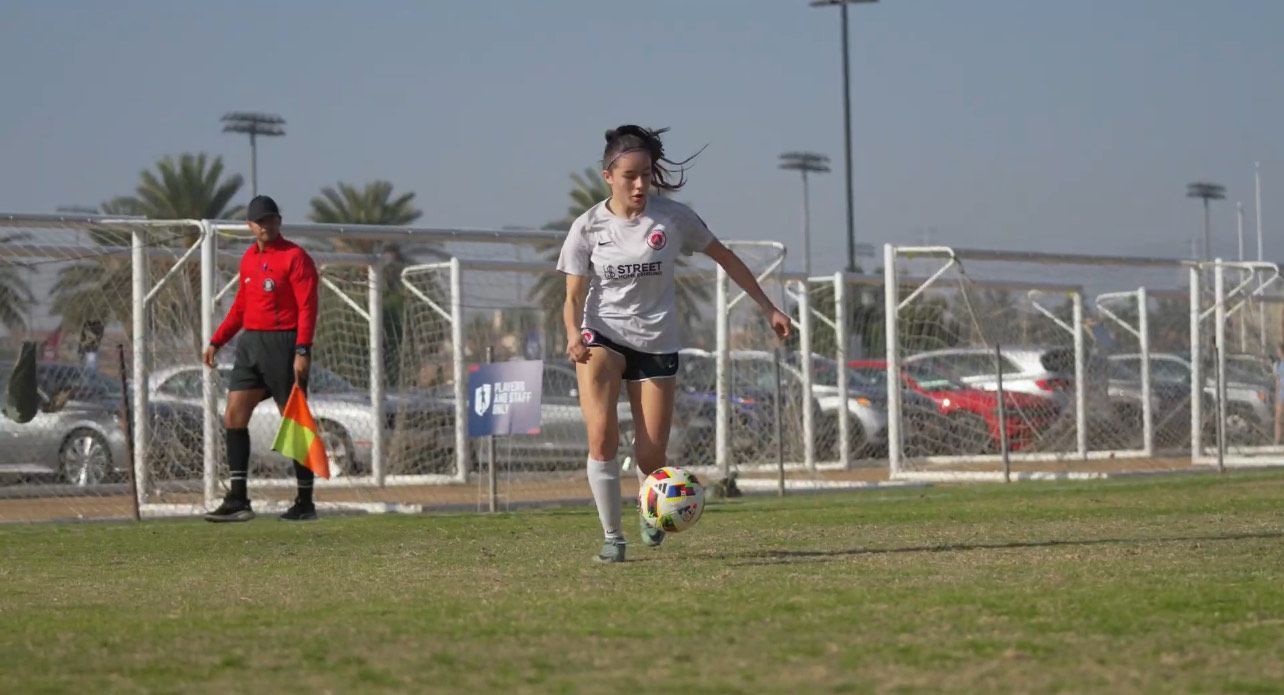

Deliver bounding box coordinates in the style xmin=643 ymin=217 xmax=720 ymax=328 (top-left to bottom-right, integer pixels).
xmin=701 ymin=240 xmax=791 ymax=340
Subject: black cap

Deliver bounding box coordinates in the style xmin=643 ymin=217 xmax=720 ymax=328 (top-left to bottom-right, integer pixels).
xmin=246 ymin=195 xmax=281 ymax=221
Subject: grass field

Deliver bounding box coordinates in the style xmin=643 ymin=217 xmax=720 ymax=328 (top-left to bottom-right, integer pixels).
xmin=2 ymin=472 xmax=1282 ymax=693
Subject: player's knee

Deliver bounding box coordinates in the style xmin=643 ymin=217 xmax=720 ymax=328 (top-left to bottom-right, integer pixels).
xmin=587 ymin=430 xmax=619 ymax=461
xmin=223 ymin=403 xmax=251 ymax=429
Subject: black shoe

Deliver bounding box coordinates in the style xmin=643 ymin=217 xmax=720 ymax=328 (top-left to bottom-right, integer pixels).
xmin=280 ymin=499 xmax=318 ymax=521
xmin=204 ymin=497 xmax=255 ymax=523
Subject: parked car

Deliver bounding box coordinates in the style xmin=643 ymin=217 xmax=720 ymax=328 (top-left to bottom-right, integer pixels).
xmin=902 ymin=346 xmax=1146 ymax=449
xmin=678 ymin=349 xmax=813 ymax=463
xmin=792 ymin=354 xmax=948 ymax=456
xmin=1104 ymin=354 xmax=1201 ymax=448
xmin=423 ymin=361 xmax=701 ymax=471
xmin=707 ymin=350 xmax=894 ymax=459
xmin=1225 ymin=354 xmax=1273 ymax=389
xmin=1109 ymin=353 xmax=1272 ymax=445
xmin=0 ymin=362 xmax=201 ymax=486
xmin=150 ymin=363 xmax=451 ymax=477
xmin=512 ymin=361 xmax=702 ymax=469
xmin=850 ymin=360 xmax=1059 ymax=453
xmin=903 ymin=346 xmax=1083 ymax=401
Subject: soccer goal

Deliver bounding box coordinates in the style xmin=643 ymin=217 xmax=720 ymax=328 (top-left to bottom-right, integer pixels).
xmin=0 ymin=214 xmax=210 ymax=521
xmin=883 ymin=244 xmax=1203 ymax=482
xmin=1189 ymin=259 xmax=1283 ymax=469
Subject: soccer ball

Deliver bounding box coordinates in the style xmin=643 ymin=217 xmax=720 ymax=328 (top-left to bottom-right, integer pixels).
xmin=638 ymin=467 xmax=705 ymax=533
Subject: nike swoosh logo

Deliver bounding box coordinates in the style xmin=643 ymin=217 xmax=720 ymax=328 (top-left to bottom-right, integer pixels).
xmin=598 ymin=241 xmax=612 ymax=246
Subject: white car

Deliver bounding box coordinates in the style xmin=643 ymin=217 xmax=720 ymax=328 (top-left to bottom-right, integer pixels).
xmin=148 ymin=363 xmax=449 ymax=477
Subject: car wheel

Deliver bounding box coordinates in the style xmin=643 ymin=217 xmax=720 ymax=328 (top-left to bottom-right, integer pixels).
xmin=816 ymin=416 xmax=868 ymax=460
xmin=317 ymin=421 xmax=362 ymax=477
xmin=60 ymin=428 xmax=112 ymax=487
xmin=949 ymin=413 xmax=992 ymax=455
xmin=1224 ymin=408 xmax=1266 ymax=446
xmin=848 ymin=420 xmax=872 ymax=459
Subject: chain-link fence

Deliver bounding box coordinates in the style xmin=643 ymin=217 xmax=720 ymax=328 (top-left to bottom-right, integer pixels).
xmin=882 ymin=245 xmax=1210 ymax=481
xmin=1192 ymin=260 xmax=1282 ymax=467
xmin=0 ymin=215 xmax=207 ymax=521
xmin=8 ymin=217 xmax=1281 ymax=522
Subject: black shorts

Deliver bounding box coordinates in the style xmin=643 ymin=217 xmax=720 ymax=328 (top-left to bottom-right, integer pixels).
xmin=227 ymin=330 xmax=299 ymax=408
xmin=581 ymin=329 xmax=679 ymax=382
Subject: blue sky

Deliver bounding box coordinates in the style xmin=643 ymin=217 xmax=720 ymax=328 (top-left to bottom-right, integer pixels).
xmin=1 ymin=0 xmax=1280 ymax=270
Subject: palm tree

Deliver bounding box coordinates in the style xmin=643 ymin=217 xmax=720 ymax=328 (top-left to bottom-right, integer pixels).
xmin=124 ymin=153 xmax=245 ymax=221
xmin=0 ymin=233 xmax=34 ymax=334
xmin=51 ymin=154 xmax=244 ymax=353
xmin=532 ymin=168 xmax=714 ymax=354
xmin=307 ymin=181 xmax=424 ymax=388
xmin=308 ymin=181 xmax=421 ymax=228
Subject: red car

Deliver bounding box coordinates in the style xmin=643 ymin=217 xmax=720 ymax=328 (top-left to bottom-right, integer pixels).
xmin=849 ymin=360 xmax=1059 ymax=453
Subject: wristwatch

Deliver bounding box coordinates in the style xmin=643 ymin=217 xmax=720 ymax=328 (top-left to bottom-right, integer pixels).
xmin=295 ymin=346 xmax=311 ymax=357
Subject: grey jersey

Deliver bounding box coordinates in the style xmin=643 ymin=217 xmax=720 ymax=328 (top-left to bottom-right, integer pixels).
xmin=556 ymin=196 xmax=715 ymax=354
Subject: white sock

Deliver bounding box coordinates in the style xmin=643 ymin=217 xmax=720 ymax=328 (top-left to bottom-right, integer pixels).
xmin=587 ymin=457 xmax=623 ymax=542
xmin=635 ymin=466 xmax=647 ymax=484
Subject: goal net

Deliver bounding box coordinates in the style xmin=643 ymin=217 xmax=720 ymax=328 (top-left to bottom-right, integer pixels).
xmin=884 ymin=245 xmax=1201 ymax=481
xmin=0 ymin=215 xmax=206 ymax=521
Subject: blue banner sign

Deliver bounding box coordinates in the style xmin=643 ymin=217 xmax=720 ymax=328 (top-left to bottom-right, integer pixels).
xmin=467 ymin=360 xmax=544 ymax=438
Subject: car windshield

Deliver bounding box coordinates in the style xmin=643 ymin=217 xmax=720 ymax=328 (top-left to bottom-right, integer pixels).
xmin=1224 ymin=360 xmax=1270 ymax=384
xmin=1110 ymin=358 xmax=1191 ymax=384
xmin=683 ymin=357 xmax=807 ymax=394
xmin=809 ymin=358 xmax=837 ymax=384
xmin=903 ymin=364 xmax=961 ymax=390
xmin=38 ymin=365 xmax=117 ymax=401
xmin=807 ymin=356 xmax=880 ymax=390
xmin=849 ymin=367 xmax=886 ymax=391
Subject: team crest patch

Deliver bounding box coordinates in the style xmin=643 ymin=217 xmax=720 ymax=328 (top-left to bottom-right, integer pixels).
xmin=581 ymin=329 xmax=596 ymax=345
xmin=262 ymin=277 xmax=276 ymax=292
xmin=647 ymin=227 xmax=667 ymax=251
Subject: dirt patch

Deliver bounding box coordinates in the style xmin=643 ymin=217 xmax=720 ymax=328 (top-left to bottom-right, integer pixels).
xmin=0 ymin=457 xmax=1202 ymax=523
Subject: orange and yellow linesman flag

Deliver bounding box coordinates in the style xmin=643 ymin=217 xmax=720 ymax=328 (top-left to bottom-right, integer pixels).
xmin=271 ymin=384 xmax=330 ymax=479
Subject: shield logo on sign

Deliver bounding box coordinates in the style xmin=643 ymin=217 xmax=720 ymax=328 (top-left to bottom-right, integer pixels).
xmin=473 ymin=383 xmax=492 ymax=416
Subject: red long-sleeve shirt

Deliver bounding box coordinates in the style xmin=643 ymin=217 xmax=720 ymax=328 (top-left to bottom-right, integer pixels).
xmin=211 ymin=236 xmax=319 ymax=348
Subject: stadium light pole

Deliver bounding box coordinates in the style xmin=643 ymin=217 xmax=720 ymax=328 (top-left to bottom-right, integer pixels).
xmin=1255 ymin=162 xmax=1264 ymax=263
xmin=1187 ymin=182 xmax=1226 ymax=262
xmin=779 ymin=151 xmax=832 ymax=276
xmin=810 ymin=0 xmax=878 ymax=274
xmin=1254 ymin=162 xmax=1266 ymax=348
xmin=221 ymin=112 xmax=286 ymax=197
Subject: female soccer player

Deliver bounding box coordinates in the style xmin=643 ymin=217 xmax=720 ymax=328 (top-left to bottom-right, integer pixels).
xmin=557 ymin=125 xmax=790 ymax=563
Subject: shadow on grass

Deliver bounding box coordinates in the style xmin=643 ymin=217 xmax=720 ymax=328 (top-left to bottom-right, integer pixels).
xmin=720 ymin=530 xmax=1284 ymax=566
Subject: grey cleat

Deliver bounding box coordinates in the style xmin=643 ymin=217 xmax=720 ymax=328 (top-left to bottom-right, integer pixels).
xmin=594 ymin=538 xmax=627 ymax=563
xmin=640 ymin=513 xmax=666 ymax=547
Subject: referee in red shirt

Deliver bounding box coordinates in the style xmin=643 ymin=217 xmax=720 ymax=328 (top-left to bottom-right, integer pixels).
xmin=203 ymin=195 xmax=321 ymax=522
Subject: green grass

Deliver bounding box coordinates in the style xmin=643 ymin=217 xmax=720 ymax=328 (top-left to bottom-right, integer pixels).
xmin=2 ymin=472 xmax=1283 ymax=693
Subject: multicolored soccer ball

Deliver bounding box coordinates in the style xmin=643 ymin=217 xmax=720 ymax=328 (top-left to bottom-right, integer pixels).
xmin=638 ymin=466 xmax=705 ymax=533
